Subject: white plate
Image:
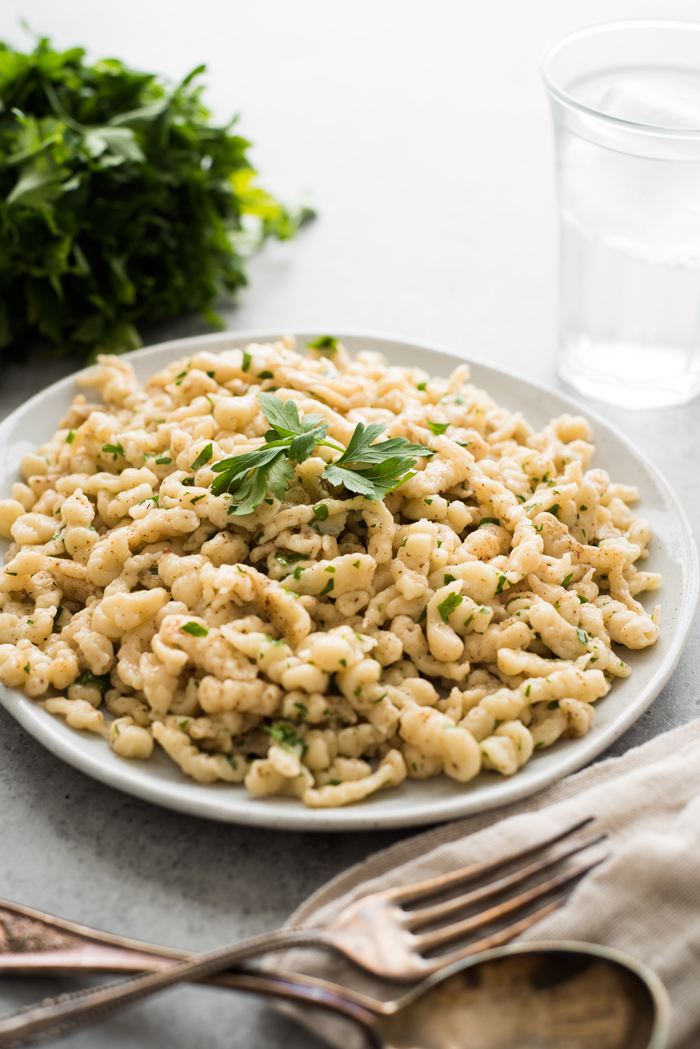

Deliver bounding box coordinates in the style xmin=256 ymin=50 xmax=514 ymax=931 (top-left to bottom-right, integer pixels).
xmin=0 ymin=331 xmax=697 ymax=831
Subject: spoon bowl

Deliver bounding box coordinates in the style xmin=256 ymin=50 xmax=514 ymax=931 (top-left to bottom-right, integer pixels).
xmin=376 ymin=941 xmax=670 ymax=1049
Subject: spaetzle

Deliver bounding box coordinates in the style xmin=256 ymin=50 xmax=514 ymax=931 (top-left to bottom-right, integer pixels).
xmin=0 ymin=337 xmax=661 ymax=807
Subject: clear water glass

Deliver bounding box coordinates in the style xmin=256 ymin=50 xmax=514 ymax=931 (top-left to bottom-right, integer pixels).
xmin=542 ymin=21 xmax=700 ymax=409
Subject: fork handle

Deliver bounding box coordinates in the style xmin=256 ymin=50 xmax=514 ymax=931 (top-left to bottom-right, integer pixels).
xmin=0 ymin=926 xmax=330 ymax=1048
xmin=0 ymin=964 xmax=380 ymax=1049
xmin=0 ymin=895 xmax=334 ymax=996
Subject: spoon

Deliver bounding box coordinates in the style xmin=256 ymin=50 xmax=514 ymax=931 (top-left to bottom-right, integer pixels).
xmin=0 ymin=941 xmax=670 ymax=1049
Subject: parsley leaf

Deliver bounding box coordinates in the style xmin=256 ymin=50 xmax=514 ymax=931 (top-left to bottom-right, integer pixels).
xmin=259 ymin=392 xmax=328 ymax=446
xmin=321 ymin=421 xmax=432 ymax=500
xmin=329 ymin=421 xmax=420 ymax=466
xmin=427 ymin=420 xmax=448 ymax=436
xmin=323 ymin=459 xmax=411 ymax=499
xmin=211 ymin=445 xmax=288 ymax=513
xmin=266 ymin=455 xmax=296 ymax=500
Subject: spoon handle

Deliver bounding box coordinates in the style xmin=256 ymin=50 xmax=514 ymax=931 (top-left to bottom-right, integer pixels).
xmin=0 ymin=927 xmax=341 ymax=1048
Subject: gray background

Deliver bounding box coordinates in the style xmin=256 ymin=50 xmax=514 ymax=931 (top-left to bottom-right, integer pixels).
xmin=0 ymin=2 xmax=699 ymax=1046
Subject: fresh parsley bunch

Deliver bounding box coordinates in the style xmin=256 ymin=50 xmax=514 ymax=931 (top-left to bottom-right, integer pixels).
xmin=0 ymin=34 xmax=311 ymax=363
xmin=210 ymin=393 xmax=433 ymax=514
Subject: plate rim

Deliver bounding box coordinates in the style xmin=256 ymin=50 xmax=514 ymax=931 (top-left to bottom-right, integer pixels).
xmin=0 ymin=327 xmax=697 ymax=831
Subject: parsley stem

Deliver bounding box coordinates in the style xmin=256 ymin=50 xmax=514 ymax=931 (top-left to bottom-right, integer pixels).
xmin=315 ymin=437 xmax=346 ymax=456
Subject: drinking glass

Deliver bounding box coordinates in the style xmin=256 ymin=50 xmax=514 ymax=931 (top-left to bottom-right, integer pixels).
xmin=542 ymin=21 xmax=700 ymax=409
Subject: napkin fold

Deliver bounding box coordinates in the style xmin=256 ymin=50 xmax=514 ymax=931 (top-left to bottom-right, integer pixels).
xmin=277 ymin=718 xmax=700 ymax=1049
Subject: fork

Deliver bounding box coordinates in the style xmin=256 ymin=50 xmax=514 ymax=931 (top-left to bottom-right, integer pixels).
xmin=0 ymin=816 xmax=602 ymax=988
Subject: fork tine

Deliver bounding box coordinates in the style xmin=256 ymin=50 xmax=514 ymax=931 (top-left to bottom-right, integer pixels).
xmin=403 ymin=833 xmax=606 ymax=930
xmin=413 ymin=855 xmax=605 ymax=952
xmin=418 ymin=897 xmax=569 ymax=975
xmin=389 ymin=816 xmax=596 ymax=905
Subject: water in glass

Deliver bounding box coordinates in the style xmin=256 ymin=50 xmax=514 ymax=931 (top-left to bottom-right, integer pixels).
xmin=557 ymin=67 xmax=700 ymax=408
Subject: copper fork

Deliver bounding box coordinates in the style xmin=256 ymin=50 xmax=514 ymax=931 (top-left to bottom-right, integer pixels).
xmin=0 ymin=817 xmax=603 ymax=986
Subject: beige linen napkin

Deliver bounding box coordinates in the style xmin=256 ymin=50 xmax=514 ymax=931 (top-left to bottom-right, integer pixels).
xmin=278 ymin=718 xmax=700 ymax=1048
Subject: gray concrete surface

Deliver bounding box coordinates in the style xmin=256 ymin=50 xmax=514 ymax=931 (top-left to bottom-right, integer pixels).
xmin=0 ymin=2 xmax=698 ymax=1046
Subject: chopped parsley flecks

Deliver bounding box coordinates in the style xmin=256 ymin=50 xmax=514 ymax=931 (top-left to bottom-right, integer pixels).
xmin=180 ymin=621 xmax=209 ymax=638
xmin=190 ymin=443 xmax=213 ymax=471
xmin=306 ymin=335 xmax=339 ymax=355
xmin=101 ymin=441 xmax=125 ymax=459
xmin=495 ymin=573 xmax=510 ymax=595
xmin=438 ymin=592 xmax=463 ymax=623
xmin=75 ymin=670 xmax=111 ymax=695
xmin=264 ymin=721 xmax=308 ymax=757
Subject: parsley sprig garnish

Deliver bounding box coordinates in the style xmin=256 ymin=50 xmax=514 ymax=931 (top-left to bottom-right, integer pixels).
xmin=210 ymin=393 xmax=432 ymax=515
